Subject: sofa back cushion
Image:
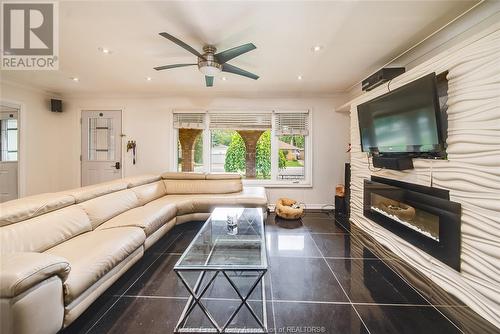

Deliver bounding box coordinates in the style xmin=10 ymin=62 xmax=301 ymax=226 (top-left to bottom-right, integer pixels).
xmin=131 ymin=181 xmax=167 ymax=205
xmin=161 ymin=172 xmax=205 ymax=180
xmin=205 ymin=173 xmax=242 ymax=180
xmin=0 ymin=193 xmax=75 ymax=227
xmin=0 ymin=205 xmax=91 ymax=253
xmin=66 ymin=179 xmax=129 ymax=204
xmin=163 ymin=179 xmax=242 ymax=195
xmin=78 ymin=189 xmax=140 ymax=229
xmin=124 ymin=174 xmax=161 ymax=188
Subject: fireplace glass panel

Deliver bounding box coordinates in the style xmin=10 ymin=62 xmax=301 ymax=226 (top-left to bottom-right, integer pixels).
xmin=370 ymin=193 xmax=439 ymax=241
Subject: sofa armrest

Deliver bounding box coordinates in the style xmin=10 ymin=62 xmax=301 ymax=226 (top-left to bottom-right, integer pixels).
xmin=0 ymin=252 xmax=70 ymax=298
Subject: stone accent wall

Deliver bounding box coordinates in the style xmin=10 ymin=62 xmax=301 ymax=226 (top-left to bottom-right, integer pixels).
xmin=178 ymin=128 xmax=202 ymax=172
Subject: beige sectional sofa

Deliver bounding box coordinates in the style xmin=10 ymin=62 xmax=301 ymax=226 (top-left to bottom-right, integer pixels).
xmin=0 ymin=172 xmax=267 ymax=334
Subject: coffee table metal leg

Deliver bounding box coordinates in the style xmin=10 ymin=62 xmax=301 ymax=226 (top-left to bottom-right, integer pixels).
xmin=174 ymin=269 xmax=268 ymax=333
xmin=221 ymin=270 xmax=267 ymax=332
xmin=174 ymin=269 xmax=221 ymax=332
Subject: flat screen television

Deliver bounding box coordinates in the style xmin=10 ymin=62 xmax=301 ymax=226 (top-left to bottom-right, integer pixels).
xmin=357 ymin=73 xmax=445 ymax=158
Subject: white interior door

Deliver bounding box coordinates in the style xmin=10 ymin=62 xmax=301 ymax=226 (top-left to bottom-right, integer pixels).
xmin=81 ymin=110 xmax=122 ymax=186
xmin=0 ymin=108 xmax=19 ymax=202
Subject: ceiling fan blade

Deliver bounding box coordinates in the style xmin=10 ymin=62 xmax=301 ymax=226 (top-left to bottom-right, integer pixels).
xmin=205 ymin=76 xmax=214 ymax=87
xmin=215 ymin=43 xmax=256 ymax=64
xmin=154 ymin=63 xmax=197 ymax=71
xmin=221 ymin=63 xmax=259 ymax=80
xmin=159 ymin=32 xmax=204 ymax=59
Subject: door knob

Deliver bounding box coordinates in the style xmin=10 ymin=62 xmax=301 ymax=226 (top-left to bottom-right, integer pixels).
xmin=112 ymin=162 xmax=121 ymax=169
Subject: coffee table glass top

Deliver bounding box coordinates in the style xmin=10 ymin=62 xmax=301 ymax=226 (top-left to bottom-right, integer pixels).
xmin=175 ymin=207 xmax=267 ymax=270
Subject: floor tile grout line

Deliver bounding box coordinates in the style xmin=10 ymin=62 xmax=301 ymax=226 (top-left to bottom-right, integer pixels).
xmin=308 ymin=232 xmax=350 ymax=235
xmin=307 ymin=229 xmax=372 ymax=334
xmin=267 ymin=254 xmax=399 ymax=261
xmin=266 ymin=262 xmax=277 ymax=332
xmin=115 ymin=294 xmax=470 ymax=308
xmin=266 ymin=218 xmax=284 ymax=332
xmin=370 ymin=245 xmax=465 ymax=333
xmin=83 ymin=232 xmax=184 ymax=334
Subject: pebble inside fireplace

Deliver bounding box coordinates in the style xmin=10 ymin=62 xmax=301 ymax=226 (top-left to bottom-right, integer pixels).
xmin=363 ymin=176 xmax=461 ymax=271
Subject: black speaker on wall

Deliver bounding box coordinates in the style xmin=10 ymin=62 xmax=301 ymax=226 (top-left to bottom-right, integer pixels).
xmin=51 ymin=99 xmax=62 ymax=112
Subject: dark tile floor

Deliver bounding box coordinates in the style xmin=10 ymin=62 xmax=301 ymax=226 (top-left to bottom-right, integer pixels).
xmin=63 ymin=212 xmax=471 ymax=334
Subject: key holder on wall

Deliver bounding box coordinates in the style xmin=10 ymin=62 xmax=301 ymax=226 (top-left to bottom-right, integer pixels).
xmin=127 ymin=140 xmax=137 ymax=164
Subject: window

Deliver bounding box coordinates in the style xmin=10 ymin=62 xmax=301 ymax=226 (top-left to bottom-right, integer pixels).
xmin=172 ymin=110 xmax=311 ymax=186
xmin=278 ymin=134 xmax=305 ymax=180
xmin=275 ymin=112 xmax=309 ymax=181
xmin=0 ymin=113 xmax=18 ymax=162
xmin=174 ymin=113 xmax=205 ymax=172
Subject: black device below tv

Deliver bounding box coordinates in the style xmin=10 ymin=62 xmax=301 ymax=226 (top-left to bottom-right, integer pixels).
xmin=357 ymin=72 xmax=446 ymax=170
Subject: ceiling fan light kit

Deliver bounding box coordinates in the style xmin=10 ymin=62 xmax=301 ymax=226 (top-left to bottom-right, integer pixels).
xmin=198 ymin=45 xmax=222 ymax=76
xmin=154 ymin=32 xmax=259 ymax=87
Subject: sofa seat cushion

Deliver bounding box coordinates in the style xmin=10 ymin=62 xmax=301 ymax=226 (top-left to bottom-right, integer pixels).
xmin=235 ymin=187 xmax=268 ymax=207
xmin=146 ymin=196 xmax=192 ymax=215
xmin=96 ymin=202 xmax=176 ymax=236
xmin=148 ymin=186 xmax=268 ymax=216
xmin=45 ymin=227 xmax=145 ymax=304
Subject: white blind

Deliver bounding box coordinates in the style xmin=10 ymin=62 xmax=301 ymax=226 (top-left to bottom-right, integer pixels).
xmin=173 ymin=113 xmax=205 ymax=129
xmin=275 ymin=112 xmax=309 ymax=135
xmin=209 ymin=112 xmax=272 ymax=130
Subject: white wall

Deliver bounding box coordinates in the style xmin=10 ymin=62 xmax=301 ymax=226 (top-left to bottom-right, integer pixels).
xmin=66 ymin=95 xmax=350 ymax=206
xmin=346 ymin=23 xmax=500 ymax=327
xmin=0 ymin=81 xmax=79 ymax=196
xmin=0 ymin=84 xmax=350 ymax=206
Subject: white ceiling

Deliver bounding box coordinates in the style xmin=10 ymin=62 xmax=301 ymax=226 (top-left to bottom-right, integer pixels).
xmin=1 ymin=1 xmax=478 ymax=97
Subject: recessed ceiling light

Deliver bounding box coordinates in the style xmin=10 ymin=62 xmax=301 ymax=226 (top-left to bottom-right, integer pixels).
xmin=297 ymin=75 xmax=303 ymax=80
xmin=71 ymin=77 xmax=79 ymax=82
xmin=221 ymin=77 xmax=227 ymax=81
xmin=312 ymin=45 xmax=323 ymax=52
xmin=146 ymin=77 xmax=152 ymax=81
xmin=98 ymin=47 xmax=111 ymax=54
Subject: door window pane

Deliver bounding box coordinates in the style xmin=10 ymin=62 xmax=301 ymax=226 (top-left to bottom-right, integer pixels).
xmin=278 ymin=135 xmax=305 ymax=180
xmin=88 ymin=118 xmax=115 ymax=161
xmin=0 ymin=119 xmax=18 ymax=162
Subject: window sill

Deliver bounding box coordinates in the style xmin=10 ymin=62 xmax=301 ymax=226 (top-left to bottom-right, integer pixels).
xmin=242 ymin=179 xmax=312 ymax=188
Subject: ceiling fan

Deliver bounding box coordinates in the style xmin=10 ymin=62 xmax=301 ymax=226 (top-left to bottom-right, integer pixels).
xmin=154 ymin=32 xmax=259 ymax=87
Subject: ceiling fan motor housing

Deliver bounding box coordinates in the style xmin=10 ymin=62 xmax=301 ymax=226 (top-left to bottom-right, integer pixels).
xmin=198 ymin=45 xmax=222 ymax=76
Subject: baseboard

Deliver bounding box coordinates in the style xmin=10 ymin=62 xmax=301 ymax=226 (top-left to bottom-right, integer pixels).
xmin=267 ymin=203 xmax=334 ymax=212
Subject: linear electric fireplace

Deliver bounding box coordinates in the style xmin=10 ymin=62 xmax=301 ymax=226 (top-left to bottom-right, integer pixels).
xmin=363 ymin=176 xmax=461 ymax=271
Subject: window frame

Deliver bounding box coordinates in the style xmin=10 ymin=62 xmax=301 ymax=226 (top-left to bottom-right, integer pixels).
xmin=171 ymin=109 xmax=312 ymax=187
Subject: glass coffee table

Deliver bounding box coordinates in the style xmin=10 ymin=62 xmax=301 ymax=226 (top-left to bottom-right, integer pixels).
xmin=174 ymin=207 xmax=268 ymax=333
